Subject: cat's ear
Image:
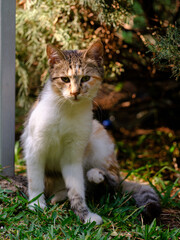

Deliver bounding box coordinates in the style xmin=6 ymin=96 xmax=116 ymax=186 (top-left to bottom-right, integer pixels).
xmin=84 ymin=40 xmax=104 ymax=64
xmin=46 ymin=44 xmax=65 ymax=65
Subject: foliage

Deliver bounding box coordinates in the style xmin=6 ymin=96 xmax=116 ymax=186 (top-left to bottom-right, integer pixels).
xmin=15 ymin=141 xmax=26 ymax=175
xmin=82 ymin=0 xmax=133 ymax=26
xmin=16 ymin=0 xmax=180 ymax=114
xmin=116 ymin=129 xmax=180 ymax=209
xmin=149 ymin=26 xmax=180 ymax=80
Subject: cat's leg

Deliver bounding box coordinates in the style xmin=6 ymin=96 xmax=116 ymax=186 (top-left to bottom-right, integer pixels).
xmin=61 ymin=162 xmax=102 ymax=224
xmin=84 ymin=120 xmax=120 ymax=188
xmin=26 ymin=156 xmax=46 ymax=210
xmin=85 ymin=120 xmax=161 ymax=220
xmin=44 ymin=175 xmax=67 ymax=204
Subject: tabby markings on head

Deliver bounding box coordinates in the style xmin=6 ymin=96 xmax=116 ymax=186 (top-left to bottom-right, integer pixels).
xmin=46 ymin=40 xmax=104 ymax=101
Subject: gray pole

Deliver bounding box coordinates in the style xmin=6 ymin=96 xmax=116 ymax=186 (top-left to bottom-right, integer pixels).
xmin=0 ymin=0 xmax=16 ymax=176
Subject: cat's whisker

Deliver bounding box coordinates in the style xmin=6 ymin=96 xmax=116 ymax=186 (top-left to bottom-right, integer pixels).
xmin=53 ymin=95 xmax=66 ymax=110
xmin=58 ymin=98 xmax=67 ymax=110
xmin=55 ymin=97 xmax=64 ymax=105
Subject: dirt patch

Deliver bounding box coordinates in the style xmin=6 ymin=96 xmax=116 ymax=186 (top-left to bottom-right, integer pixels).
xmin=160 ymin=208 xmax=180 ymax=229
xmin=0 ymin=175 xmax=28 ymax=195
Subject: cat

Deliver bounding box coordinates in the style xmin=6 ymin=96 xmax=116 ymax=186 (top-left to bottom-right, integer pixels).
xmin=21 ymin=40 xmax=160 ymax=224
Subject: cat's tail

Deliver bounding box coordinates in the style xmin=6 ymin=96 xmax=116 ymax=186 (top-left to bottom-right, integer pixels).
xmin=86 ymin=168 xmax=161 ymax=222
xmin=118 ymin=176 xmax=161 ymax=222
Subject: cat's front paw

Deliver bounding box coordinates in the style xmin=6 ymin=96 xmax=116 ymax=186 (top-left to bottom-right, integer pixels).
xmin=28 ymin=200 xmax=46 ymax=211
xmin=87 ymin=168 xmax=105 ymax=184
xmin=84 ymin=212 xmax=103 ymax=225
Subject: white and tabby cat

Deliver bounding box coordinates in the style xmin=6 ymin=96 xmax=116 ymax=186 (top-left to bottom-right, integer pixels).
xmin=21 ymin=40 xmax=160 ymax=224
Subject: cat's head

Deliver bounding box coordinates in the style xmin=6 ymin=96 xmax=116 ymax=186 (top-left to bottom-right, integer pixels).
xmin=47 ymin=40 xmax=104 ymax=102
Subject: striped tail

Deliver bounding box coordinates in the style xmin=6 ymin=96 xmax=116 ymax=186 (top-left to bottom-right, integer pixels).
xmin=119 ymin=177 xmax=161 ymax=222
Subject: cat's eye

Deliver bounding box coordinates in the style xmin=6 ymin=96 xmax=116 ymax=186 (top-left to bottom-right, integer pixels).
xmin=61 ymin=77 xmax=70 ymax=83
xmin=81 ymin=76 xmax=90 ymax=83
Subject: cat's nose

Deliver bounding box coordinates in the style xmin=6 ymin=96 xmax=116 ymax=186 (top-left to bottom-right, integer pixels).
xmin=70 ymin=91 xmax=80 ymax=96
xmin=70 ymin=91 xmax=80 ymax=100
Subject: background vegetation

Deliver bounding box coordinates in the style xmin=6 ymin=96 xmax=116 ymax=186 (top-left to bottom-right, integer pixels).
xmin=1 ymin=0 xmax=180 ymax=239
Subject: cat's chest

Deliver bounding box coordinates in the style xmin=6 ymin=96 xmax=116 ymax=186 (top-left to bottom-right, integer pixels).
xmin=32 ymin=101 xmax=92 ymax=148
xmin=46 ymin=111 xmax=91 ymax=138
xmin=42 ymin=111 xmax=92 ymax=170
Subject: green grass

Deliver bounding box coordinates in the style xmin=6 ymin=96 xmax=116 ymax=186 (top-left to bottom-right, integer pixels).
xmin=0 ymin=187 xmax=179 ymax=239
xmin=1 ymin=130 xmax=180 ymax=239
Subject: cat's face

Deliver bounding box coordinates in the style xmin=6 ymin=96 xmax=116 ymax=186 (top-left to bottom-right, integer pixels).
xmin=47 ymin=40 xmax=104 ymax=102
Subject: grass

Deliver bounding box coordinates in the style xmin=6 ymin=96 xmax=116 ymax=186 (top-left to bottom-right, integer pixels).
xmin=1 ymin=187 xmax=179 ymax=239
xmin=1 ymin=129 xmax=180 ymax=239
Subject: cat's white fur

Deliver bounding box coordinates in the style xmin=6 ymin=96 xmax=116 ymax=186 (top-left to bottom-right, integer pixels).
xmin=22 ymin=79 xmax=106 ymax=224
